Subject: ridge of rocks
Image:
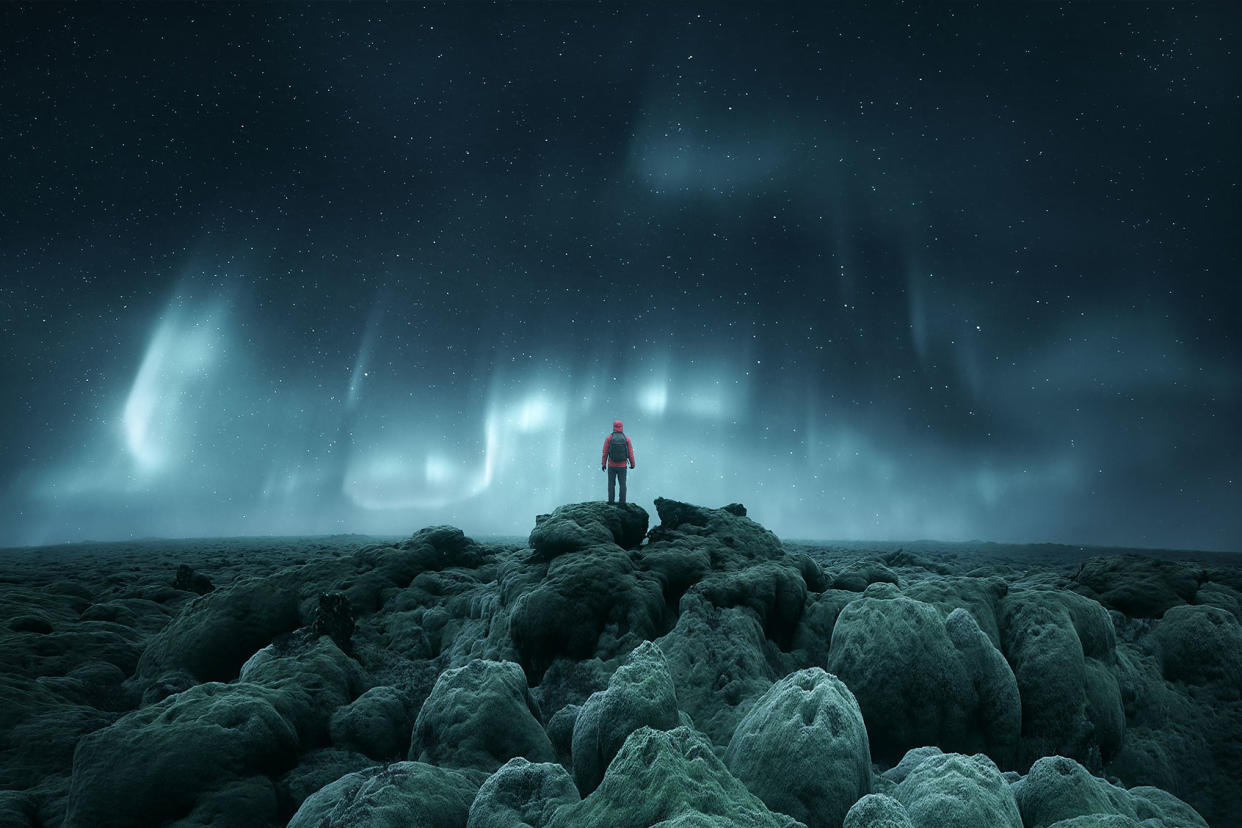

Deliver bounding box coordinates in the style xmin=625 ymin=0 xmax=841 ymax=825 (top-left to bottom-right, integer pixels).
xmin=0 ymin=498 xmax=1232 ymax=828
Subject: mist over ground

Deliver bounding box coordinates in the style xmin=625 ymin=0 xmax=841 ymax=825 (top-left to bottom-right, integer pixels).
xmin=2 ymin=4 xmax=1238 ymax=550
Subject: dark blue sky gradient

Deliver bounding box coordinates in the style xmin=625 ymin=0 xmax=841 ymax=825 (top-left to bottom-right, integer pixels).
xmin=2 ymin=3 xmax=1238 ymax=549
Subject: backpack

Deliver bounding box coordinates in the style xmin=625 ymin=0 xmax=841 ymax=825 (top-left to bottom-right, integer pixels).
xmin=608 ymin=432 xmax=628 ymax=463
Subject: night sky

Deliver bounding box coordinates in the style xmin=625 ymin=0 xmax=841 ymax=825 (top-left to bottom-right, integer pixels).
xmin=2 ymin=3 xmax=1238 ymax=551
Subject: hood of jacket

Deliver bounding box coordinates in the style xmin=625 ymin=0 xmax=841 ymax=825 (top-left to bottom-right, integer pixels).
xmin=613 ymin=420 xmax=624 ymax=432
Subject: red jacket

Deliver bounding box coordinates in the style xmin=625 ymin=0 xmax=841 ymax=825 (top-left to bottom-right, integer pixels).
xmin=602 ymin=420 xmax=635 ymax=468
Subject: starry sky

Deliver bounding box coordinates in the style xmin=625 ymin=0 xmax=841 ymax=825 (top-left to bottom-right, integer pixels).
xmin=2 ymin=3 xmax=1238 ymax=551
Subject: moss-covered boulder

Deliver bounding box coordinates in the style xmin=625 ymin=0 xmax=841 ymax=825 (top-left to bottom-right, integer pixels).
xmin=572 ymin=641 xmax=679 ymax=795
xmin=166 ymin=776 xmax=279 ymax=828
xmin=547 ymin=726 xmax=805 ymax=828
xmin=1070 ymin=556 xmax=1201 ymax=618
xmin=400 ymin=525 xmax=491 ymax=571
xmin=287 ymin=761 xmax=484 ymax=828
xmin=1011 ymin=755 xmax=1139 ymax=827
xmin=1012 ymin=754 xmax=1208 ymax=827
xmin=656 ymin=592 xmax=779 ymax=747
xmin=1154 ymin=604 xmax=1242 ymax=692
xmin=507 ymin=548 xmax=666 ymax=682
xmin=329 ymin=685 xmax=411 ymax=760
xmin=843 ymin=793 xmax=914 ymax=828
xmin=237 ymin=632 xmax=363 ymax=747
xmin=787 ymin=589 xmax=857 ymax=669
xmin=829 ymin=559 xmax=899 ymax=593
xmin=690 ymin=562 xmax=808 ymax=649
xmin=826 ymin=584 xmax=1020 ymax=766
xmin=998 ymin=588 xmax=1124 ymax=766
xmin=467 ymin=757 xmax=580 ymax=828
xmin=902 ymin=575 xmax=1008 ymax=649
xmin=410 ymin=659 xmax=555 ymax=774
xmin=529 ymin=503 xmax=649 ymax=558
xmin=893 ymin=751 xmax=1021 ymax=828
xmin=1125 ymin=786 xmax=1209 ymax=827
xmin=648 ymin=498 xmax=785 ymax=564
xmin=1043 ymin=816 xmax=1141 ymax=828
xmin=64 ymin=682 xmax=299 ymax=827
xmin=274 ymin=747 xmax=376 ymax=818
xmin=133 ymin=573 xmax=302 ymax=688
xmin=724 ymin=668 xmax=871 ymax=828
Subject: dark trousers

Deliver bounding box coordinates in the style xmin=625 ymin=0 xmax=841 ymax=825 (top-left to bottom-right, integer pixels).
xmin=607 ymin=466 xmax=628 ymax=504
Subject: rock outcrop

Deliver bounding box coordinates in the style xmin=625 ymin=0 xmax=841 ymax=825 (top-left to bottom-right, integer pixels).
xmin=0 ymin=498 xmax=1224 ymax=827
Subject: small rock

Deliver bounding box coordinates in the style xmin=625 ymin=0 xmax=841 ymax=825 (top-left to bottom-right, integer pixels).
xmin=173 ymin=565 xmax=214 ymax=595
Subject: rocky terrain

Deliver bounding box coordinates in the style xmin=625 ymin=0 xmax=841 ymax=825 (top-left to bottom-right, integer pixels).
xmin=1 ymin=498 xmax=1239 ymax=827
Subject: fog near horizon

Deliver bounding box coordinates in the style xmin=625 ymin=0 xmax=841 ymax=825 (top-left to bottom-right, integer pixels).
xmin=3 ymin=5 xmax=1238 ymax=552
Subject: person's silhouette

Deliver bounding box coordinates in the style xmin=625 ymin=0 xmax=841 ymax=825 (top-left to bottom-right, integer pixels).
xmin=601 ymin=419 xmax=635 ymax=504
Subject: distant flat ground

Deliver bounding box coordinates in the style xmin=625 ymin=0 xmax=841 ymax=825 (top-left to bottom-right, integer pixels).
xmin=785 ymin=539 xmax=1242 ymax=570
xmin=1 ymin=533 xmax=1236 ymax=564
xmin=2 ymin=533 xmax=1237 ymax=586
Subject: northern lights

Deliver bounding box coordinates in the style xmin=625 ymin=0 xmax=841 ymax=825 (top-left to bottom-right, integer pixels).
xmin=1 ymin=3 xmax=1238 ymax=550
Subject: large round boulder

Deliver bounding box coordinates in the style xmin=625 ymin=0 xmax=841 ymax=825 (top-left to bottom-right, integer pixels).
xmin=1154 ymin=604 xmax=1242 ymax=692
xmin=275 ymin=747 xmax=377 ymax=817
xmin=843 ymin=794 xmax=914 ymax=828
xmin=998 ymin=588 xmax=1124 ymax=766
xmin=287 ymin=761 xmax=484 ymax=828
xmin=893 ymin=751 xmax=1022 ymax=828
xmin=467 ymin=757 xmax=580 ymax=828
xmin=64 ymin=682 xmax=299 ymax=827
xmin=400 ymin=525 xmax=490 ymax=570
xmin=1011 ymin=756 xmax=1137 ymax=827
xmin=829 ymin=560 xmax=899 ymax=593
xmin=724 ymin=668 xmax=871 ymax=828
xmin=410 ymin=659 xmax=555 ymax=773
xmin=826 ymin=585 xmax=1020 ymax=765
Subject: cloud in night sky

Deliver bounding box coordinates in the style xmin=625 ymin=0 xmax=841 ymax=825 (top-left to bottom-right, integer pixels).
xmin=1 ymin=4 xmax=1238 ymax=550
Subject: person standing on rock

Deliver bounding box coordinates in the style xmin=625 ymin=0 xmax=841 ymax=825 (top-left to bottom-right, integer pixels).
xmin=602 ymin=419 xmax=635 ymax=504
